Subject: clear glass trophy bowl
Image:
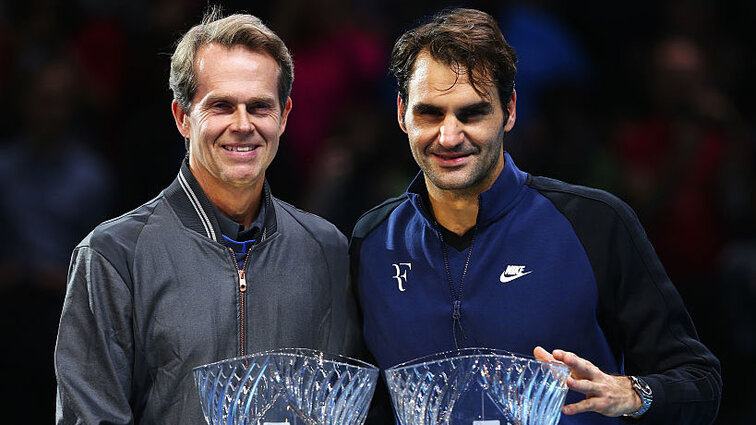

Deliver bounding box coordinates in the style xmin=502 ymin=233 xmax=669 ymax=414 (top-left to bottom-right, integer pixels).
xmin=384 ymin=348 xmax=570 ymax=425
xmin=193 ymin=348 xmax=379 ymax=425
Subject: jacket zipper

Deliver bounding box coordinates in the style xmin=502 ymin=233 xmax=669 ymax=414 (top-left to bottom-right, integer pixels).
xmin=435 ymin=221 xmax=477 ymax=349
xmin=230 ymin=248 xmax=254 ymax=357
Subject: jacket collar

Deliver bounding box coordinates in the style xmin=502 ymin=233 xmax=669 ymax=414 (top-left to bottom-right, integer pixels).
xmin=407 ymin=151 xmax=528 ymax=227
xmin=164 ymin=156 xmax=277 ymax=242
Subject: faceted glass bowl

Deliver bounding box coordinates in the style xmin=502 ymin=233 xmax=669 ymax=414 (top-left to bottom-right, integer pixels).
xmin=194 ymin=348 xmax=379 ymax=425
xmin=385 ymin=347 xmax=569 ymax=425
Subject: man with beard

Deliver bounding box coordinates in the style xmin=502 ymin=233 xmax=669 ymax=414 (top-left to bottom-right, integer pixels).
xmin=351 ymin=8 xmax=721 ymax=425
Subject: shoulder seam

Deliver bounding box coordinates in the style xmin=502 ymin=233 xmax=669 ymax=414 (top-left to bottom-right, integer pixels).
xmin=91 ymin=194 xmax=164 ymax=286
xmin=71 ymin=245 xmax=135 ymax=296
xmin=272 ymin=198 xmax=345 ymax=245
xmin=527 ymin=175 xmax=625 ymax=212
xmin=98 ymin=192 xmax=162 ymax=226
xmin=272 ymin=197 xmax=345 ymax=248
xmin=274 ymin=198 xmax=341 ymax=228
xmin=351 ymin=194 xmax=408 ymax=239
xmin=530 ymin=175 xmax=708 ymax=360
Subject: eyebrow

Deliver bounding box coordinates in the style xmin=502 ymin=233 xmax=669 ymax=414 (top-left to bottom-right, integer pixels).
xmin=412 ymin=101 xmax=493 ymax=116
xmin=412 ymin=103 xmax=443 ymax=115
xmin=457 ymin=101 xmax=493 ymax=115
xmin=204 ymin=94 xmax=277 ymax=107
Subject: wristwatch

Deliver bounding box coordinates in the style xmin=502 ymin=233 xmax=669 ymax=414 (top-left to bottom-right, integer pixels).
xmin=624 ymin=376 xmax=652 ymax=418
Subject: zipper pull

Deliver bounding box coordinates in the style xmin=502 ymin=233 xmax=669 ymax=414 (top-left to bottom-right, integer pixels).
xmin=452 ymin=300 xmax=467 ymax=349
xmin=238 ymin=269 xmax=247 ymax=292
xmin=452 ymin=300 xmax=462 ymax=320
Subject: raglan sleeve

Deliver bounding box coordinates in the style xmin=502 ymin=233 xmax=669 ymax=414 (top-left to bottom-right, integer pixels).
xmin=55 ymin=245 xmax=135 ymax=425
xmin=603 ymin=201 xmax=722 ymax=425
xmin=348 ymin=217 xmax=395 ymax=425
xmin=323 ymin=227 xmax=364 ymax=357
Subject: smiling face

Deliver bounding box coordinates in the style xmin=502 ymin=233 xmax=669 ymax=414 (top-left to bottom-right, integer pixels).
xmin=172 ymin=43 xmax=292 ymax=195
xmin=399 ymin=51 xmax=515 ymax=197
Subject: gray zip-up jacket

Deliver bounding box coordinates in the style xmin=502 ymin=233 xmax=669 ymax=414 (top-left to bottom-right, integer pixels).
xmin=55 ymin=160 xmax=362 ymax=424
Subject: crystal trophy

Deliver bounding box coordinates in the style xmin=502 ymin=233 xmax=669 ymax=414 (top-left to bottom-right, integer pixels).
xmin=194 ymin=348 xmax=379 ymax=425
xmin=384 ymin=347 xmax=569 ymax=425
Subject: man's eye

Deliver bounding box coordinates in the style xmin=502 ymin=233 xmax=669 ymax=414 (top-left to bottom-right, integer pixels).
xmin=457 ymin=113 xmax=475 ymax=123
xmin=457 ymin=111 xmax=484 ymax=123
xmin=419 ymin=110 xmax=443 ymax=118
xmin=248 ymin=103 xmax=272 ymax=114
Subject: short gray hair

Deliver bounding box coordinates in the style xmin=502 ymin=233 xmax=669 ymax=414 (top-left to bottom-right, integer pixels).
xmin=169 ymin=8 xmax=294 ymax=114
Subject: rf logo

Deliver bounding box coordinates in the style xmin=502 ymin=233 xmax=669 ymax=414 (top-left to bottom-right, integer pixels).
xmin=392 ymin=263 xmax=412 ymax=292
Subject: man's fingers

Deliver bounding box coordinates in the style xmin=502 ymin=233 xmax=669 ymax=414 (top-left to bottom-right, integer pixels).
xmin=563 ymin=396 xmax=626 ymax=417
xmin=566 ymin=377 xmax=597 ymax=396
xmin=553 ymin=350 xmax=598 ymax=379
xmin=533 ymin=346 xmax=556 ymax=363
xmin=545 ymin=349 xmax=636 ymax=417
xmin=553 ymin=350 xmax=582 ymax=366
xmin=563 ymin=397 xmax=605 ymax=415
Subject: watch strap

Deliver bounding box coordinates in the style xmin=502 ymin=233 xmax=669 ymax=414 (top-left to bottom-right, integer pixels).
xmin=624 ymin=376 xmax=652 ymax=418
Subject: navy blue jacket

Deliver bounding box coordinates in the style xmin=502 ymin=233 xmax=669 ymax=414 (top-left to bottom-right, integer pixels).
xmin=350 ymin=152 xmax=721 ymax=425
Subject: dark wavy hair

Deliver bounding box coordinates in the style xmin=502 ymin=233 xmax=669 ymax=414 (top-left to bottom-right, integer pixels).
xmin=390 ymin=8 xmax=517 ymax=113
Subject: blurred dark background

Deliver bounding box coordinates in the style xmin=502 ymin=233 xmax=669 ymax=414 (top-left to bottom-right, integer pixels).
xmin=0 ymin=0 xmax=753 ymax=423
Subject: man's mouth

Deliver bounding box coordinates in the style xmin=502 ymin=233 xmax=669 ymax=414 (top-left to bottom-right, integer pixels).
xmin=435 ymin=152 xmax=470 ymax=160
xmin=222 ymin=145 xmax=258 ymax=152
xmin=431 ymin=151 xmax=473 ymax=168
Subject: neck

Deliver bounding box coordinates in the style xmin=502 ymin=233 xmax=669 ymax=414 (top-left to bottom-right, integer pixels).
xmin=190 ymin=168 xmax=264 ymax=229
xmin=427 ymin=186 xmax=478 ymax=236
xmin=426 ymin=153 xmax=505 ymax=236
xmin=211 ymin=187 xmax=263 ymax=229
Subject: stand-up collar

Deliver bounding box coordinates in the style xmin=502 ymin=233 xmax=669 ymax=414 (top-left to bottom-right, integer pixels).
xmin=406 ymin=151 xmax=528 ymax=227
xmin=164 ymin=157 xmax=277 ymax=242
xmin=213 ymin=199 xmax=266 ymax=242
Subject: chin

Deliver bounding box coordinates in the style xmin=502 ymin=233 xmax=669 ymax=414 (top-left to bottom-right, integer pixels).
xmin=221 ymin=172 xmax=262 ymax=187
xmin=426 ymin=170 xmax=474 ymax=190
xmin=428 ymin=178 xmax=473 ymax=191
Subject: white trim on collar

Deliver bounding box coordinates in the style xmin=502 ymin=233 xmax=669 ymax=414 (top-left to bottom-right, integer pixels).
xmin=177 ymin=169 xmax=216 ymax=241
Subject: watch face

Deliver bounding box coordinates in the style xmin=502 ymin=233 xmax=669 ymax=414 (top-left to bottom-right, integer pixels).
xmin=625 ymin=376 xmax=652 ymax=417
xmin=634 ymin=377 xmax=652 ymax=396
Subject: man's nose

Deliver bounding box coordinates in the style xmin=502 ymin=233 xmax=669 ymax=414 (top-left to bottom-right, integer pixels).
xmin=231 ymin=105 xmax=253 ymax=133
xmin=438 ymin=115 xmax=463 ymax=147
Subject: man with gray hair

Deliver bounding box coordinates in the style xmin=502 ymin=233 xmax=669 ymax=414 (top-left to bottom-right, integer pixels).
xmin=55 ymin=10 xmax=360 ymax=424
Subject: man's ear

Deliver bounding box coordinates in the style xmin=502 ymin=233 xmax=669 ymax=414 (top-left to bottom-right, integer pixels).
xmin=397 ymin=95 xmax=408 ymax=134
xmin=504 ymin=90 xmax=517 ymax=132
xmin=171 ymin=100 xmax=191 ymax=138
xmin=277 ymin=97 xmax=293 ymax=135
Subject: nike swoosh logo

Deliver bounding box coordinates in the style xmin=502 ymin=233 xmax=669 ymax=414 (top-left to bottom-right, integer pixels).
xmin=500 ymin=270 xmax=533 ymax=283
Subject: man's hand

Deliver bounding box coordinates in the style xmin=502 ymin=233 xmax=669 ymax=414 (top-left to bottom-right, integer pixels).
xmin=533 ymin=346 xmax=642 ymax=417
